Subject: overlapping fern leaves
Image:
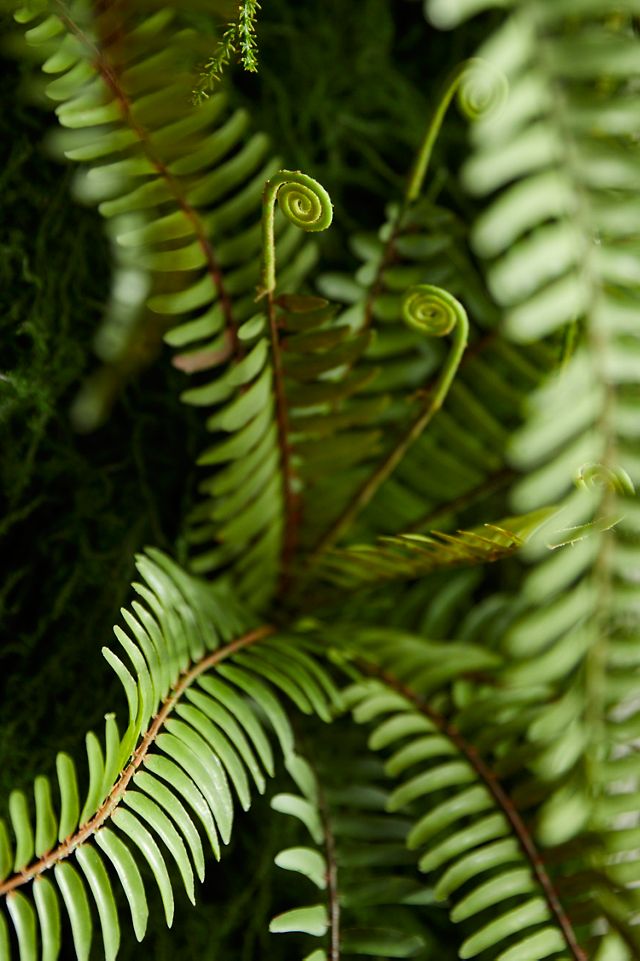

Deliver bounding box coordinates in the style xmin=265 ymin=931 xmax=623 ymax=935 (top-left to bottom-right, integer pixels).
xmin=0 ymin=550 xmax=339 ymax=959
xmin=18 ymin=0 xmax=339 ymax=609
xmin=269 ymin=730 xmax=442 ymax=960
xmin=5 ymin=0 xmax=640 ymax=960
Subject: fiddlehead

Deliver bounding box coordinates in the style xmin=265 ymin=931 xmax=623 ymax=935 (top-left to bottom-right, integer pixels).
xmin=456 ymin=58 xmax=509 ymax=122
xmin=259 ymin=170 xmax=334 ymax=298
xmin=402 ymin=283 xmax=466 ymax=338
xmin=401 ymin=284 xmax=468 ymax=407
xmin=407 ymin=58 xmax=508 ymax=203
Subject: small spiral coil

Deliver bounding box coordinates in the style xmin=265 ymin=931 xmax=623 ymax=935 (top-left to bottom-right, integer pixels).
xmin=275 ymin=172 xmax=333 ymax=232
xmin=402 ymin=284 xmax=467 ymax=337
xmin=575 ymin=463 xmax=635 ymax=496
xmin=260 ymin=170 xmax=333 ymax=295
xmin=457 ymin=58 xmax=508 ymax=121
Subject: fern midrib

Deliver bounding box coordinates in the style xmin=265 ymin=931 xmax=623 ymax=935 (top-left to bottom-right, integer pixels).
xmin=316 ymin=778 xmax=341 ymax=961
xmin=359 ymin=659 xmax=588 ymax=961
xmin=266 ymin=290 xmax=300 ymax=591
xmin=54 ymin=0 xmax=241 ymax=356
xmin=0 ymin=624 xmax=274 ymax=897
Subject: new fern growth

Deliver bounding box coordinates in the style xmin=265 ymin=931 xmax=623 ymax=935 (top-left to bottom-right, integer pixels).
xmin=3 ymin=1 xmax=640 ymax=960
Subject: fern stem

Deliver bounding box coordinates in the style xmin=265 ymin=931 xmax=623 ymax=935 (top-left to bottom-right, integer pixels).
xmin=359 ymin=661 xmax=589 ymax=961
xmin=406 ymin=62 xmax=470 ymax=205
xmin=0 ymin=624 xmax=274 ymax=897
xmin=363 ymin=58 xmax=506 ymax=334
xmin=408 ymin=58 xmax=507 ymax=203
xmin=266 ymin=287 xmax=300 ymax=589
xmin=317 ymin=782 xmax=341 ymax=961
xmin=53 ymin=0 xmax=241 ymax=356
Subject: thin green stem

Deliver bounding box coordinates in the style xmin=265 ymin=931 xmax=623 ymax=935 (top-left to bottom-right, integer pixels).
xmin=406 ymin=61 xmax=471 ymax=204
xmin=259 ymin=170 xmax=333 ymax=297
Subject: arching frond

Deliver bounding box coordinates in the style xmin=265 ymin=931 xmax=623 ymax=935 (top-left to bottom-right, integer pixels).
xmin=0 ymin=551 xmax=339 ymax=961
xmin=17 ymin=2 xmax=319 ymax=610
xmin=341 ymin=637 xmax=590 ymax=961
xmin=319 ymin=507 xmax=557 ymax=589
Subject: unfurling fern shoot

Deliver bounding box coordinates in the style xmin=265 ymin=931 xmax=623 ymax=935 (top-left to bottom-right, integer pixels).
xmin=258 ymin=170 xmax=334 ymax=583
xmin=259 ymin=170 xmax=333 ymax=297
xmin=402 ymin=284 xmax=469 ymax=414
xmin=574 ymin=463 xmax=635 ymax=497
xmin=407 ymin=58 xmax=508 ymax=203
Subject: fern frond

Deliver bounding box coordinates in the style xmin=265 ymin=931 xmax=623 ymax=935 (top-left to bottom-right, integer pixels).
xmin=192 ymin=0 xmax=262 ymax=105
xmin=319 ymin=507 xmax=557 ymax=589
xmin=17 ymin=3 xmax=326 ymax=607
xmin=269 ymin=732 xmax=439 ymax=960
xmin=0 ymin=551 xmax=340 ymax=960
xmin=343 ymin=648 xmax=589 ymax=961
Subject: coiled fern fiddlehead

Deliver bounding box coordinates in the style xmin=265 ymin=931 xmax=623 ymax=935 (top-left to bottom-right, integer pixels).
xmin=407 ymin=57 xmax=508 ymax=203
xmin=259 ymin=171 xmax=334 ymax=298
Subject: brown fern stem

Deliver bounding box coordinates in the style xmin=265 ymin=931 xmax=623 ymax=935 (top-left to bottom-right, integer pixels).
xmin=359 ymin=662 xmax=588 ymax=961
xmin=317 ymin=783 xmax=341 ymax=961
xmin=54 ymin=1 xmax=240 ymax=356
xmin=265 ymin=292 xmax=299 ymax=591
xmin=0 ymin=625 xmax=274 ymax=897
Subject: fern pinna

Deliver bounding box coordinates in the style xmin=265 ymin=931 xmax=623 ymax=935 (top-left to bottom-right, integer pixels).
xmin=3 ymin=0 xmax=640 ymax=960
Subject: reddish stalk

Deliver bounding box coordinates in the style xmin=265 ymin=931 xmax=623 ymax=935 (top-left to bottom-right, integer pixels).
xmin=317 ymin=784 xmax=341 ymax=961
xmin=0 ymin=625 xmax=274 ymax=896
xmin=266 ymin=291 xmax=299 ymax=590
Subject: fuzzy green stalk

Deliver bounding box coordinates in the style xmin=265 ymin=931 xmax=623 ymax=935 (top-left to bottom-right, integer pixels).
xmin=407 ymin=57 xmax=508 ymax=203
xmin=258 ymin=170 xmax=333 ymax=298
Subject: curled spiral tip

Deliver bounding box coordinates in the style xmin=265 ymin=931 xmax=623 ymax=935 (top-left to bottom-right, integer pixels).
xmin=402 ymin=284 xmax=467 ymax=337
xmin=575 ymin=462 xmax=635 ymax=496
xmin=275 ymin=171 xmax=333 ymax=233
xmin=457 ymin=58 xmax=509 ymax=121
